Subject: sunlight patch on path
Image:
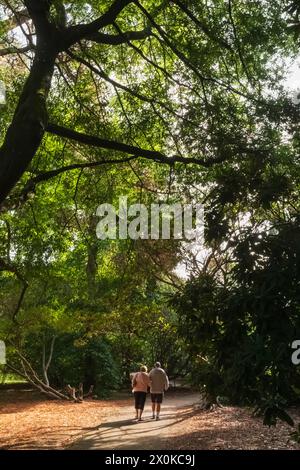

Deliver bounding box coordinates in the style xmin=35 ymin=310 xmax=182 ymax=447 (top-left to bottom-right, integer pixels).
xmin=70 ymin=393 xmax=199 ymax=450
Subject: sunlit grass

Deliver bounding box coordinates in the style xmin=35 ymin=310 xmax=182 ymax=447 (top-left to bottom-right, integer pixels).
xmin=0 ymin=372 xmax=27 ymax=385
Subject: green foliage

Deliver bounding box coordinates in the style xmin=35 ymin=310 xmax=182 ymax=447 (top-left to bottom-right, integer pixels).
xmin=173 ymin=211 xmax=300 ymax=423
xmin=24 ymin=333 xmax=121 ymax=393
xmin=1 ymin=1 xmax=300 ymax=426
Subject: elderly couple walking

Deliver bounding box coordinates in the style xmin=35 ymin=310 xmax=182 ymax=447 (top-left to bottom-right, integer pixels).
xmin=131 ymin=362 xmax=169 ymax=422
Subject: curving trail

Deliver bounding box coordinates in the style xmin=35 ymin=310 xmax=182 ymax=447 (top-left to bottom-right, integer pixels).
xmin=70 ymin=392 xmax=199 ymax=450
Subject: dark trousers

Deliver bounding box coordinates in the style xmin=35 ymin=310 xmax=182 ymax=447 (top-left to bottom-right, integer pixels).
xmin=134 ymin=391 xmax=147 ymax=410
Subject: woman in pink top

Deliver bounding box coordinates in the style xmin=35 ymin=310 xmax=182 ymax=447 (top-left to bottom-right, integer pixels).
xmin=132 ymin=365 xmax=150 ymax=421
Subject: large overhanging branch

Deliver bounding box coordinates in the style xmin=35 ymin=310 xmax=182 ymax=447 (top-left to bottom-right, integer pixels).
xmin=0 ymin=1 xmax=155 ymax=206
xmin=46 ymin=123 xmax=227 ymax=166
xmin=0 ymin=0 xmax=258 ymax=207
xmin=64 ymin=0 xmax=134 ymax=47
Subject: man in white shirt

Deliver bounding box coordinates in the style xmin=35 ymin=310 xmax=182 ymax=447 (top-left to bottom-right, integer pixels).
xmin=149 ymin=362 xmax=169 ymax=420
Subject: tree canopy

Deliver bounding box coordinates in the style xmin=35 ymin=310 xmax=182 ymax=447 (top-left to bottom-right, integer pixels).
xmin=1 ymin=0 xmax=300 ymax=424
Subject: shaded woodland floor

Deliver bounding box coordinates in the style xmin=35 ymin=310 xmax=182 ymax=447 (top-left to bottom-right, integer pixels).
xmin=0 ymin=388 xmax=299 ymax=450
xmin=0 ymin=388 xmax=132 ymax=450
xmin=164 ymin=404 xmax=300 ymax=450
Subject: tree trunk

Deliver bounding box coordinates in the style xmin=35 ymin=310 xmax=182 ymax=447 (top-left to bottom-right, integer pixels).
xmin=0 ymin=46 xmax=56 ymax=205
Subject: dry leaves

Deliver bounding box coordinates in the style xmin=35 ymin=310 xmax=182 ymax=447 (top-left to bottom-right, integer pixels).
xmin=0 ymin=389 xmax=131 ymax=450
xmin=1 ymin=389 xmax=300 ymax=450
xmin=165 ymin=405 xmax=300 ymax=450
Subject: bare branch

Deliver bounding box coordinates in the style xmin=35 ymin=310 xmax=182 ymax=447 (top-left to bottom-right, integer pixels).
xmin=45 ymin=335 xmax=57 ymax=372
xmin=13 ymin=347 xmax=69 ymax=400
xmin=42 ymin=335 xmax=57 ymax=386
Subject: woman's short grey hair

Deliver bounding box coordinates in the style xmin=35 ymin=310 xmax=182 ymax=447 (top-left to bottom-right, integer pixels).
xmin=140 ymin=365 xmax=147 ymax=372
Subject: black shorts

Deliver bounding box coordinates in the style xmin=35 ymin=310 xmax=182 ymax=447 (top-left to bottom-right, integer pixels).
xmin=134 ymin=391 xmax=147 ymax=410
xmin=151 ymin=393 xmax=163 ymax=404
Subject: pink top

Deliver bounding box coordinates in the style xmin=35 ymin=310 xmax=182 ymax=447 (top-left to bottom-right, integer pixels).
xmin=132 ymin=371 xmax=150 ymax=392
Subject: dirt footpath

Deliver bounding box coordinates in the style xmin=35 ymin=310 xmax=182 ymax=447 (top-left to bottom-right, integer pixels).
xmin=70 ymin=393 xmax=199 ymax=450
